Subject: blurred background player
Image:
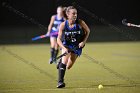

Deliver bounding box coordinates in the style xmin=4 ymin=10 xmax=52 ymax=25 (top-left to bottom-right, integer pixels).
xmin=56 ymin=6 xmax=90 ymax=88
xmin=46 ymin=6 xmax=66 ymax=64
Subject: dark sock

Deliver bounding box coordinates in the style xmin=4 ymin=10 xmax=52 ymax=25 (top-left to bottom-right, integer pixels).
xmin=54 ymin=49 xmax=59 ymax=59
xmin=57 ymin=58 xmax=62 ymax=69
xmin=58 ymin=63 xmax=66 ymax=83
xmin=50 ymin=48 xmax=55 ymax=60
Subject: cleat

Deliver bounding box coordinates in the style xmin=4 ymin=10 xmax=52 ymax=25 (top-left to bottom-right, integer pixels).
xmin=49 ymin=58 xmax=53 ymax=64
xmin=57 ymin=82 xmax=65 ymax=88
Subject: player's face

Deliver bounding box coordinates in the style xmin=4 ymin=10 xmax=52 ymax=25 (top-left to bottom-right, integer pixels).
xmin=67 ymin=9 xmax=77 ymax=21
xmin=57 ymin=7 xmax=63 ymax=15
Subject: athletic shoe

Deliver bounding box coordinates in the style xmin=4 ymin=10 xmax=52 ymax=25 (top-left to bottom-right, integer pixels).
xmin=57 ymin=82 xmax=65 ymax=88
xmin=49 ymin=58 xmax=53 ymax=64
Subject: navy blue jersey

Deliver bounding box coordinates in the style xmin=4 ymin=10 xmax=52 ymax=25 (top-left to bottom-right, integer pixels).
xmin=62 ymin=19 xmax=85 ymax=56
xmin=51 ymin=15 xmax=65 ymax=32
xmin=62 ymin=19 xmax=85 ymax=46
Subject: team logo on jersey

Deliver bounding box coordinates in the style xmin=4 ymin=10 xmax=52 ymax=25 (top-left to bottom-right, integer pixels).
xmin=64 ymin=31 xmax=81 ymax=35
xmin=64 ymin=30 xmax=81 ymax=42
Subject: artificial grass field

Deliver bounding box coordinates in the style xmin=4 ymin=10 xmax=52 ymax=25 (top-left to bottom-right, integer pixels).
xmin=0 ymin=42 xmax=140 ymax=93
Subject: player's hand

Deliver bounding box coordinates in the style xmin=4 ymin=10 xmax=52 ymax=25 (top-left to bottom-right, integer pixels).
xmin=127 ymin=23 xmax=131 ymax=26
xmin=46 ymin=32 xmax=50 ymax=36
xmin=63 ymin=47 xmax=69 ymax=54
xmin=79 ymin=42 xmax=85 ymax=48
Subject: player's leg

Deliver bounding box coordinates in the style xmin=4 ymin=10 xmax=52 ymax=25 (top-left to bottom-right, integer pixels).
xmin=49 ymin=37 xmax=56 ymax=64
xmin=57 ymin=53 xmax=77 ymax=88
xmin=66 ymin=46 xmax=82 ymax=69
xmin=57 ymin=48 xmax=70 ymax=88
xmin=66 ymin=52 xmax=78 ymax=69
xmin=54 ymin=40 xmax=59 ymax=63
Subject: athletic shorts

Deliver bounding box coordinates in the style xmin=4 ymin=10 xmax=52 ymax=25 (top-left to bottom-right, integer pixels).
xmin=50 ymin=31 xmax=58 ymax=38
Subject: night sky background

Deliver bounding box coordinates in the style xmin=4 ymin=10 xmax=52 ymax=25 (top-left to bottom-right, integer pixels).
xmin=0 ymin=0 xmax=140 ymax=44
xmin=1 ymin=0 xmax=140 ymax=26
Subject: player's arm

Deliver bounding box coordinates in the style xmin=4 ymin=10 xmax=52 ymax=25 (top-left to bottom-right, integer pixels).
xmin=137 ymin=25 xmax=140 ymax=27
xmin=57 ymin=22 xmax=68 ymax=53
xmin=47 ymin=15 xmax=55 ymax=35
xmin=127 ymin=23 xmax=140 ymax=27
xmin=122 ymin=19 xmax=140 ymax=28
xmin=79 ymin=19 xmax=90 ymax=47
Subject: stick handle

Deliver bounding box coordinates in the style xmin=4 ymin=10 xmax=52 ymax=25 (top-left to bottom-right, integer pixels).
xmin=50 ymin=52 xmax=68 ymax=63
xmin=32 ymin=34 xmax=48 ymax=41
xmin=50 ymin=46 xmax=81 ymax=63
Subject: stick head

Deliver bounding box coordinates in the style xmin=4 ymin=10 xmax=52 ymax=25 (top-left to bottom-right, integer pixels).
xmin=122 ymin=19 xmax=127 ymax=25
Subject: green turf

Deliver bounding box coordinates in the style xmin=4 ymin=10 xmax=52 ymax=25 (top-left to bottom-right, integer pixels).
xmin=0 ymin=42 xmax=140 ymax=93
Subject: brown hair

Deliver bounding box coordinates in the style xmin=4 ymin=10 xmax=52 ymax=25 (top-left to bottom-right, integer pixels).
xmin=63 ymin=7 xmax=67 ymax=19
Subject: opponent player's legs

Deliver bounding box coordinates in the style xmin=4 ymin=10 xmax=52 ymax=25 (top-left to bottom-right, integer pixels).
xmin=49 ymin=37 xmax=59 ymax=64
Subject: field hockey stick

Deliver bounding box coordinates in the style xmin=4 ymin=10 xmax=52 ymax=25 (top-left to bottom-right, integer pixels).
xmin=32 ymin=34 xmax=49 ymax=41
xmin=51 ymin=52 xmax=68 ymax=63
xmin=122 ymin=19 xmax=140 ymax=28
xmin=31 ymin=32 xmax=58 ymax=41
xmin=50 ymin=46 xmax=80 ymax=63
xmin=122 ymin=19 xmax=128 ymax=26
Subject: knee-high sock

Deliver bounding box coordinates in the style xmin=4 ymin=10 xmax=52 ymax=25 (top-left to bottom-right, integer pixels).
xmin=58 ymin=62 xmax=66 ymax=83
xmin=54 ymin=49 xmax=59 ymax=59
xmin=50 ymin=48 xmax=55 ymax=59
xmin=57 ymin=58 xmax=62 ymax=69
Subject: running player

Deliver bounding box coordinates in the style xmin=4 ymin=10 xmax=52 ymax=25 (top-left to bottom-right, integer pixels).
xmin=46 ymin=6 xmax=65 ymax=64
xmin=56 ymin=6 xmax=90 ymax=88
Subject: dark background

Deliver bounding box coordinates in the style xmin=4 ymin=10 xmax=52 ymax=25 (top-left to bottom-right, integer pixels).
xmin=0 ymin=0 xmax=140 ymax=44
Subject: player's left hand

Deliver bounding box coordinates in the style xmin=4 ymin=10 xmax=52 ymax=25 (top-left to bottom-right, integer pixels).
xmin=127 ymin=23 xmax=131 ymax=26
xmin=46 ymin=32 xmax=50 ymax=36
xmin=79 ymin=42 xmax=85 ymax=48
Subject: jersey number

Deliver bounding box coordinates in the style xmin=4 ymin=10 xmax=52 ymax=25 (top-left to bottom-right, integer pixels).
xmin=71 ymin=37 xmax=76 ymax=42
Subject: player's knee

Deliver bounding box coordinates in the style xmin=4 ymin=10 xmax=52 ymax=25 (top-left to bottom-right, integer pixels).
xmin=66 ymin=63 xmax=73 ymax=69
xmin=67 ymin=65 xmax=72 ymax=69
